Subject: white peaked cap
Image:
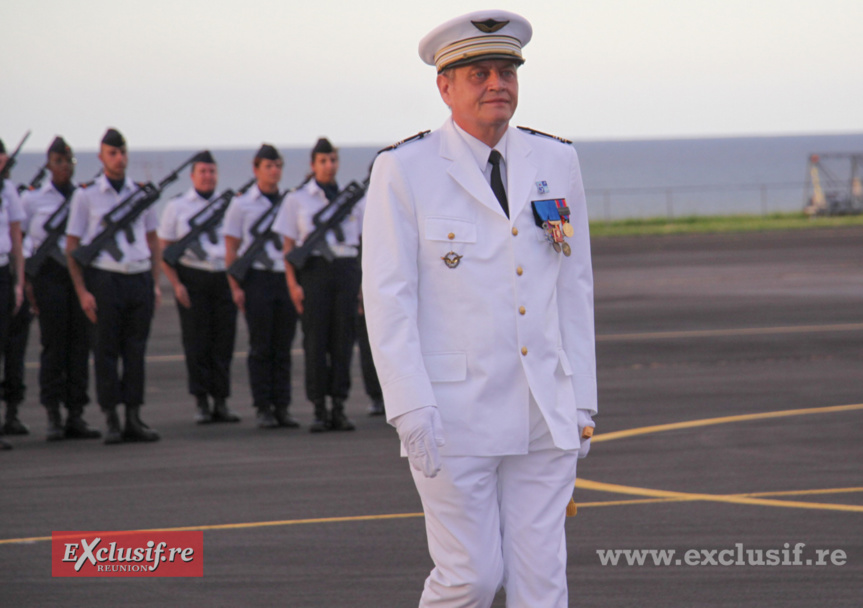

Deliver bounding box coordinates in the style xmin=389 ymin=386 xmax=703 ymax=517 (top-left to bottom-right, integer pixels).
xmin=419 ymin=10 xmax=532 ymax=73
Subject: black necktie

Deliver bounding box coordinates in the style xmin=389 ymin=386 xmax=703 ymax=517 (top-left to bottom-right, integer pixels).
xmin=488 ymin=150 xmax=509 ymax=218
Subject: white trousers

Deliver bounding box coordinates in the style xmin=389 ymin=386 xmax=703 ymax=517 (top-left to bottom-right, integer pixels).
xmin=411 ymin=447 xmax=578 ymax=607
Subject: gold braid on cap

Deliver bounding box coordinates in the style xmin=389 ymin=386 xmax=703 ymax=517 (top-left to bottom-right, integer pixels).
xmin=434 ymin=35 xmax=523 ymax=72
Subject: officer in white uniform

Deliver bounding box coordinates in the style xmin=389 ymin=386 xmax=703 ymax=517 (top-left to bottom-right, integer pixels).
xmin=274 ymin=138 xmax=363 ymax=433
xmin=223 ymin=144 xmax=299 ymax=429
xmin=0 ymin=139 xmax=26 ymax=451
xmin=362 ymin=11 xmax=597 ymax=607
xmin=23 ymin=136 xmax=100 ymax=441
xmin=158 ymin=150 xmax=241 ymax=425
xmin=66 ymin=128 xmax=161 ymax=445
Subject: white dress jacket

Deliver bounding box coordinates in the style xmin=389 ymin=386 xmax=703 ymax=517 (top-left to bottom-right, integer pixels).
xmin=362 ymin=118 xmax=597 ymax=457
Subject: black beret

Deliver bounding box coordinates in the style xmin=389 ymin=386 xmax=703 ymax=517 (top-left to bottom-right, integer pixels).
xmin=0 ymin=139 xmax=5 ymax=154
xmin=255 ymin=144 xmax=282 ymax=161
xmin=101 ymin=128 xmax=126 ymax=148
xmin=312 ymin=138 xmax=335 ymax=156
xmin=192 ymin=150 xmax=216 ymax=165
xmin=48 ymin=136 xmax=72 ymax=157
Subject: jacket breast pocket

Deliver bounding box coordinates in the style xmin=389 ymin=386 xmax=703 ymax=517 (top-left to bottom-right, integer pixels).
xmin=424 ymin=217 xmax=477 ymax=244
xmin=423 ymin=352 xmax=467 ymax=383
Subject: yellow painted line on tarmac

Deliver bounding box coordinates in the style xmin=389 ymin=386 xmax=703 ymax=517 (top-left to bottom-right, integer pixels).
xmin=575 ymin=479 xmax=863 ymax=513
xmin=591 ymin=403 xmax=863 ymax=443
xmin=5 ymin=405 xmax=860 ymax=547
xmin=576 ymin=486 xmax=863 ymax=509
xmin=577 ymin=403 xmax=863 ymax=513
xmin=0 ymin=512 xmax=426 ymax=546
xmin=596 ymin=322 xmax=863 ymax=342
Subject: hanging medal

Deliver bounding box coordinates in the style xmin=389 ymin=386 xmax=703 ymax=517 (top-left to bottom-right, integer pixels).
xmin=531 ymin=198 xmax=573 ymax=256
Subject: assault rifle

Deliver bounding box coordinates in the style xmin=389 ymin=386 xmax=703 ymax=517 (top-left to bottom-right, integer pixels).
xmin=0 ymin=130 xmax=30 ymax=190
xmin=162 ymin=178 xmax=256 ymax=268
xmin=285 ymin=177 xmax=369 ymax=270
xmin=72 ymin=153 xmax=198 ymax=267
xmin=226 ymin=189 xmax=290 ymax=283
xmin=18 ymin=163 xmax=49 ymax=195
xmin=24 ymin=171 xmax=102 ymax=279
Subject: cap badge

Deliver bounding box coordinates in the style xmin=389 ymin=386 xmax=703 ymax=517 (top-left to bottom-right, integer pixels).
xmin=472 ymin=19 xmax=509 ymax=33
xmin=442 ymin=251 xmax=463 ymax=268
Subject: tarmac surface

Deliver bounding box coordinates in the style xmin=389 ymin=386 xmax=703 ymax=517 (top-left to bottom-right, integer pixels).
xmin=1 ymin=226 xmax=861 ymax=607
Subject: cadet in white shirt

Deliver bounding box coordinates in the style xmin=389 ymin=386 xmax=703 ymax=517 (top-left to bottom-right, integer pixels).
xmin=0 ymin=138 xmax=26 ymax=451
xmin=158 ymin=150 xmax=241 ymax=425
xmin=362 ymin=11 xmax=597 ymax=607
xmin=22 ymin=136 xmax=100 ymax=441
xmin=223 ymin=144 xmax=299 ymax=430
xmin=66 ymin=128 xmax=161 ymax=445
xmin=275 ymin=138 xmax=363 ymax=433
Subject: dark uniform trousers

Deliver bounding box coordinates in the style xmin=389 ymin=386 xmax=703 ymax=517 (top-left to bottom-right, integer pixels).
xmin=31 ymin=258 xmax=89 ymax=409
xmin=176 ymin=265 xmax=237 ymax=400
xmin=242 ymin=269 xmax=297 ymax=409
xmin=356 ymin=310 xmax=382 ymax=401
xmin=84 ymin=267 xmax=154 ymax=410
xmin=0 ymin=265 xmax=31 ymax=406
xmin=0 ymin=267 xmax=12 ymax=363
xmin=297 ymin=256 xmax=361 ymax=403
xmin=2 ymin=288 xmax=32 ymax=406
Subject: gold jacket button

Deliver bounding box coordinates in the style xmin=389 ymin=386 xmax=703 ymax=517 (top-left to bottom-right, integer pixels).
xmin=512 ymin=227 xmax=519 ymax=236
xmin=516 ymin=266 xmax=523 ymax=276
xmin=448 ymin=232 xmax=455 ymax=240
xmin=519 ymin=306 xmax=526 ymax=315
xmin=521 ymin=346 xmax=528 ymax=356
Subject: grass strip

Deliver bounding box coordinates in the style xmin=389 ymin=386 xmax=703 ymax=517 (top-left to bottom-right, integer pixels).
xmin=589 ymin=212 xmax=863 ymax=237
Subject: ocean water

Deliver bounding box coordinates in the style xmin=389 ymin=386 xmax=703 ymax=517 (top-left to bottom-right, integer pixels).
xmin=9 ymin=133 xmax=863 ymax=220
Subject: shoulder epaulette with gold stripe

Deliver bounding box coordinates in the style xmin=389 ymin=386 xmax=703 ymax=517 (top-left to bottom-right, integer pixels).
xmin=376 ymin=130 xmax=431 ymax=155
xmin=517 ymin=126 xmax=572 ymax=144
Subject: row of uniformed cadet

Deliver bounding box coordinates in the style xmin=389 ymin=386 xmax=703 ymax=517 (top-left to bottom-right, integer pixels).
xmin=0 ymin=139 xmax=27 ymax=450
xmin=22 ymin=138 xmax=99 ymax=442
xmin=275 ymin=138 xmax=363 ymax=432
xmin=0 ymin=131 xmax=379 ymax=448
xmin=65 ymin=129 xmax=162 ymax=445
xmin=158 ymin=150 xmax=241 ymax=425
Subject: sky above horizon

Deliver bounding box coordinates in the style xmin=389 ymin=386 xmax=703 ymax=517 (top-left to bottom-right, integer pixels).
xmin=3 ymin=0 xmax=862 ymax=152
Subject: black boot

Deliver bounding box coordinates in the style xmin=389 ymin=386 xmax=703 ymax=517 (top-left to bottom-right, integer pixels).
xmin=0 ymin=433 xmax=11 ymax=450
xmin=367 ymin=397 xmax=385 ymax=417
xmin=45 ymin=404 xmax=65 ymax=441
xmin=194 ymin=395 xmax=212 ymax=424
xmin=211 ymin=397 xmax=241 ymax=423
xmin=3 ymin=402 xmax=30 ymax=435
xmin=274 ymin=404 xmax=300 ymax=428
xmin=330 ymin=399 xmax=356 ymax=431
xmin=256 ymin=405 xmax=279 ymax=429
xmin=309 ymin=401 xmax=330 ymax=433
xmin=103 ymin=407 xmax=123 ymax=445
xmin=122 ymin=405 xmax=161 ymax=442
xmin=64 ymin=406 xmax=102 ymax=440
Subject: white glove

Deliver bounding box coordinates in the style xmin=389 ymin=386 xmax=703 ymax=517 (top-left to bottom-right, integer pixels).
xmin=577 ymin=409 xmax=595 ymax=459
xmin=392 ymin=406 xmax=446 ymax=478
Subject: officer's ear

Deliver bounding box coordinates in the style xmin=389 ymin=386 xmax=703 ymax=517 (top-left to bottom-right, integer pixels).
xmin=437 ymin=70 xmax=454 ymax=107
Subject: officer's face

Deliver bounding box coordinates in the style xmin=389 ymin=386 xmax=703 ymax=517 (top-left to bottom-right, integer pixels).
xmin=311 ymin=152 xmax=339 ymax=185
xmin=437 ymin=59 xmax=519 ymax=138
xmin=254 ymin=158 xmax=283 ymax=193
xmin=48 ymin=151 xmax=75 ymax=186
xmin=98 ymin=144 xmax=128 ymax=179
xmin=191 ymin=162 xmax=218 ymax=193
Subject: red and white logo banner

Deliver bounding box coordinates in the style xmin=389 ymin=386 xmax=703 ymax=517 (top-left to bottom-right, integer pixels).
xmin=52 ymin=531 xmax=203 ymax=577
